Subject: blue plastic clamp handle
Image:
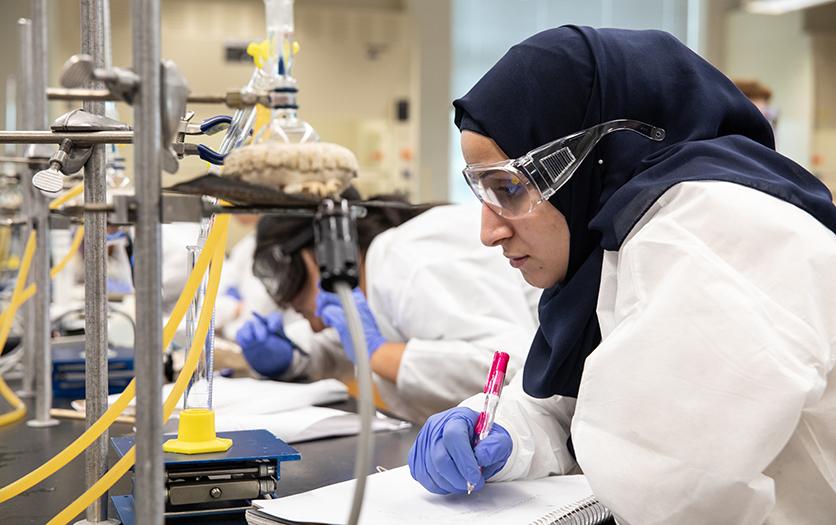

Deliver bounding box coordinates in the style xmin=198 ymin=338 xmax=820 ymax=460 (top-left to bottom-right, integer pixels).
xmin=197 ymin=144 xmax=226 ymax=165
xmin=200 ymin=115 xmax=233 ymax=135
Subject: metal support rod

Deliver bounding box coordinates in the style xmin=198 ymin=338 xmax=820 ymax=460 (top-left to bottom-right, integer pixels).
xmin=48 ymin=88 xmax=232 ymax=105
xmin=78 ymin=0 xmax=113 ymax=522
xmin=47 ymin=88 xmax=118 ymax=102
xmin=133 ymin=0 xmax=164 ymax=523
xmin=31 ymin=0 xmax=47 ymax=132
xmin=16 ymin=18 xmax=36 ymax=399
xmin=0 ymin=131 xmax=133 ymax=144
xmin=183 ymin=94 xmax=228 ymax=104
xmin=0 ymin=156 xmax=33 ymax=164
xmin=26 ymin=0 xmax=59 ymax=429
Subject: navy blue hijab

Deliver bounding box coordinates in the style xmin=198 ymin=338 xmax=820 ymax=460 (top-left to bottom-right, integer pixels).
xmin=454 ymin=26 xmax=836 ymax=399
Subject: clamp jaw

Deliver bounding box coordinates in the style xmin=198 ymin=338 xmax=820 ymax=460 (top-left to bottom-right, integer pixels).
xmin=170 ymin=112 xmax=234 ymax=166
xmin=31 ymin=109 xmax=131 ymax=193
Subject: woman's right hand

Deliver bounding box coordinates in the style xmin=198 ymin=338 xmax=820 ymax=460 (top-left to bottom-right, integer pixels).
xmin=408 ymin=407 xmax=512 ymax=495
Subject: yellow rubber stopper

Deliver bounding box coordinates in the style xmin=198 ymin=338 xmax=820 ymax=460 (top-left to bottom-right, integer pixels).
xmin=162 ymin=408 xmax=233 ymax=455
xmin=246 ymin=39 xmax=272 ymax=69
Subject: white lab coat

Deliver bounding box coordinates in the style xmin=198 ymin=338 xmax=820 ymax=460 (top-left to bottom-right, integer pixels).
xmin=461 ymin=181 xmax=836 ymax=525
xmin=215 ymin=232 xmax=283 ymax=340
xmin=283 ymin=204 xmax=541 ymax=423
xmin=161 ymin=222 xmax=202 ymax=315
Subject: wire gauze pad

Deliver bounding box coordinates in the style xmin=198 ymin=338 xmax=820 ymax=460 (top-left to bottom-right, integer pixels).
xmin=224 ymin=142 xmax=358 ymax=198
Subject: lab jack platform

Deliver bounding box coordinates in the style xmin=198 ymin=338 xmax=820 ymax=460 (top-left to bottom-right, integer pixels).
xmin=110 ymin=429 xmax=300 ymax=524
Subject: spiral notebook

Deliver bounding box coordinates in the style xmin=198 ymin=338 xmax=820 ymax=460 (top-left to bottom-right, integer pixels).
xmin=246 ymin=466 xmax=611 ymax=525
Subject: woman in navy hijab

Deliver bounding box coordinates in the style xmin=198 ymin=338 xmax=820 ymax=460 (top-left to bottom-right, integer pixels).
xmin=408 ymin=26 xmax=836 ymax=524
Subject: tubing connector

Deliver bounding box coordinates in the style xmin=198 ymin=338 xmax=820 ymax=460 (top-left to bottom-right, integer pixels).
xmin=315 ymin=199 xmax=360 ymax=292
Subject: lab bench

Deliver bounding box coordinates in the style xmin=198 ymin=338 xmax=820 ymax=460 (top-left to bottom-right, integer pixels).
xmin=0 ymin=392 xmax=418 ymax=524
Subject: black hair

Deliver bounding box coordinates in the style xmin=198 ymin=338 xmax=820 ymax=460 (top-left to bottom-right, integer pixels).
xmin=253 ymin=190 xmax=437 ymax=306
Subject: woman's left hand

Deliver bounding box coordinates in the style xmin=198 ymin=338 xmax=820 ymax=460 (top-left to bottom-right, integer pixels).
xmin=316 ymin=286 xmax=387 ymax=363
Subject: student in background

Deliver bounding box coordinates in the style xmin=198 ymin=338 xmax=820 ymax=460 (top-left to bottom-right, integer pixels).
xmin=734 ymin=78 xmax=778 ymax=129
xmin=214 ymin=215 xmax=288 ymax=341
xmin=235 ymin=194 xmax=540 ymax=423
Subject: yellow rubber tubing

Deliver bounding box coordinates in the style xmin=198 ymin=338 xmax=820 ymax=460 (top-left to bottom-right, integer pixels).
xmin=0 ymin=183 xmax=87 ymax=324
xmin=17 ymin=226 xmax=85 ymax=303
xmin=50 ymin=226 xmax=85 ymax=278
xmin=0 ymin=231 xmax=37 ymax=427
xmin=47 ymin=214 xmax=228 ymax=525
xmin=48 ymin=183 xmax=84 ymax=210
xmin=0 ymin=226 xmax=85 ymax=332
xmin=0 ymin=232 xmax=36 ymax=353
xmin=0 ymin=377 xmax=26 ymax=426
xmin=1 ymin=182 xmax=88 ymax=319
xmin=0 ymin=215 xmax=229 ymax=503
xmin=0 ymin=183 xmax=86 ymax=325
xmin=0 ymin=182 xmax=87 ymax=325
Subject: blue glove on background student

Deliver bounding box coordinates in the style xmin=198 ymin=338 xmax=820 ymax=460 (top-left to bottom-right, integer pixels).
xmin=408 ymin=407 xmax=512 ymax=495
xmin=316 ymin=286 xmax=387 ymax=363
xmin=224 ymin=286 xmax=243 ymax=301
xmin=235 ymin=312 xmax=294 ymax=378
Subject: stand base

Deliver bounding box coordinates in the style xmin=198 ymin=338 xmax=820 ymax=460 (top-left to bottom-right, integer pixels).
xmin=26 ymin=417 xmax=59 ymax=427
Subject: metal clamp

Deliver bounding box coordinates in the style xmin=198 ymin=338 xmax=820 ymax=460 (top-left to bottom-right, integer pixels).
xmin=59 ymin=55 xmax=190 ymax=175
xmin=60 ymin=54 xmax=139 ymax=103
xmin=32 ymin=138 xmax=93 ymax=193
xmin=177 ymin=113 xmax=232 ymax=137
xmin=30 ymin=109 xmax=133 ymax=193
xmin=170 ymin=112 xmax=231 ymax=166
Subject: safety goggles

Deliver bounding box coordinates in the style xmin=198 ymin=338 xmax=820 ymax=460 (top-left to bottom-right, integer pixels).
xmin=252 ymin=227 xmax=314 ymax=306
xmin=253 ymin=245 xmax=294 ymax=304
xmin=462 ymin=119 xmax=666 ymax=218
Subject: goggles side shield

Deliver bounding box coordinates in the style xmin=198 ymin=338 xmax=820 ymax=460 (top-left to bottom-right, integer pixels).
xmin=463 ymin=119 xmax=666 ymax=217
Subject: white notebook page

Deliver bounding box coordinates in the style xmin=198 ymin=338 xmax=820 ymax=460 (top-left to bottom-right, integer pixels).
xmin=253 ymin=466 xmax=594 ymax=525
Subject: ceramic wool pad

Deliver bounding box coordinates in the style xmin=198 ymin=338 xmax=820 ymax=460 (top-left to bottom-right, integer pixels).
xmin=223 ymin=142 xmax=358 ymax=198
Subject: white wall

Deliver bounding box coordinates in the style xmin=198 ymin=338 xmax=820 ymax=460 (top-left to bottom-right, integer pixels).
xmin=807 ymin=1 xmax=836 ymax=194
xmin=724 ymin=9 xmax=815 ymax=169
xmin=405 ymin=0 xmax=452 ymax=202
xmin=447 ymin=0 xmax=691 ymax=202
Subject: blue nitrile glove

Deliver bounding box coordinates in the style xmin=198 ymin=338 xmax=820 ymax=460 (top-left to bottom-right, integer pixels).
xmin=315 ymin=286 xmax=386 ymax=363
xmin=408 ymin=407 xmax=512 ymax=495
xmin=235 ymin=312 xmax=295 ymax=378
xmin=224 ymin=286 xmax=243 ymax=302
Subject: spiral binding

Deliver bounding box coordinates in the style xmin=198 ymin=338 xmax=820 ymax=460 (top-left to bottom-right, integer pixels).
xmin=529 ymin=496 xmax=612 ymax=525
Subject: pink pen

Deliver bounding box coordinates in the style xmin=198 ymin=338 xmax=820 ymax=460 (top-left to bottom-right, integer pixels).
xmin=474 ymin=351 xmax=510 ymax=444
xmin=467 ymin=351 xmax=510 ymax=494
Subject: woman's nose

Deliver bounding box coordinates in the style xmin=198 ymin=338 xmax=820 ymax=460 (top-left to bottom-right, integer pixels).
xmin=480 ymin=203 xmax=513 ymax=247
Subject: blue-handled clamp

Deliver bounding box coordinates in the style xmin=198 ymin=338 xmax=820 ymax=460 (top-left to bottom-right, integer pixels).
xmin=173 ymin=113 xmax=233 ymax=165
xmin=199 ymin=115 xmax=233 ymax=135
xmin=196 ymin=144 xmax=226 ymax=165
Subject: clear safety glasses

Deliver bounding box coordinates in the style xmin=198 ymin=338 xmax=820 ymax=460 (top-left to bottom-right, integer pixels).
xmin=253 ymin=245 xmax=302 ymax=307
xmin=462 ymin=119 xmax=666 ymax=218
xmin=252 ymin=228 xmax=313 ymax=306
